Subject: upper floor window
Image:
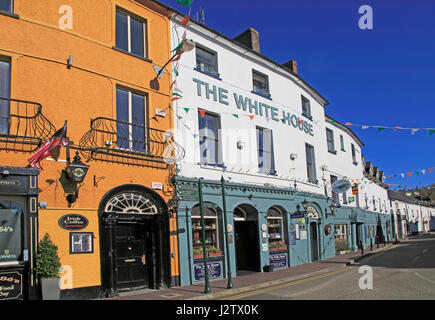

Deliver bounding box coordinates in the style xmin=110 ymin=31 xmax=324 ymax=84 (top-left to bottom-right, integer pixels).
xmin=116 ymin=87 xmax=147 ymax=153
xmin=198 ymin=111 xmax=221 ymax=165
xmin=351 ymin=143 xmax=358 ymax=165
xmin=256 ymin=126 xmax=275 ymax=175
xmin=326 ymin=128 xmax=336 ymax=154
xmin=305 ymin=143 xmax=317 ymax=184
xmin=340 ymin=135 xmax=345 ymax=151
xmin=252 ymin=70 xmax=270 ymax=98
xmin=0 ymin=0 xmax=13 ymax=13
xmin=195 ymin=45 xmax=219 ymax=77
xmin=301 ymin=95 xmax=311 ymax=119
xmin=116 ymin=8 xmax=147 ymax=58
xmin=0 ymin=57 xmax=10 ymax=135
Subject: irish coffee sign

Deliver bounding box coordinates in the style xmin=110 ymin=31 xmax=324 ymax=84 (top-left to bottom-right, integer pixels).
xmin=58 ymin=214 xmax=89 ymax=230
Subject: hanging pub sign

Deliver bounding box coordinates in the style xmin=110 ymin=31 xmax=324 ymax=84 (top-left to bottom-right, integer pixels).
xmin=352 ymin=185 xmax=359 ymax=195
xmin=0 ymin=271 xmax=23 ymax=300
xmin=0 ymin=209 xmax=22 ymax=263
xmin=332 ymin=179 xmax=351 ymax=194
xmin=58 ymin=214 xmax=89 ymax=231
xmin=324 ymin=224 xmax=332 ymax=235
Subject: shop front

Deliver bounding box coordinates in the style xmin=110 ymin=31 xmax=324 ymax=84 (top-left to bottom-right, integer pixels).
xmin=175 ymin=177 xmax=336 ymax=286
xmin=0 ymin=166 xmax=40 ymax=300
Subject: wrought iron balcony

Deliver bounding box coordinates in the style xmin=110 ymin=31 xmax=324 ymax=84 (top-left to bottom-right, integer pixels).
xmin=0 ymin=97 xmax=56 ymax=153
xmin=79 ymin=117 xmax=184 ymax=169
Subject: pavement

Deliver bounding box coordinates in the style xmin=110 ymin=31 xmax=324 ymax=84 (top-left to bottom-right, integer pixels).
xmin=105 ymin=237 xmax=406 ymax=300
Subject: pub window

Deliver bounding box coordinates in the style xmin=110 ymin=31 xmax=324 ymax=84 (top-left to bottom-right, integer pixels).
xmin=252 ymin=70 xmax=270 ymax=98
xmin=198 ymin=110 xmax=221 ymax=165
xmin=116 ymin=8 xmax=148 ymax=58
xmin=340 ymin=135 xmax=345 ymax=151
xmin=195 ymin=45 xmax=219 ymax=77
xmin=116 ymin=86 xmax=147 ymax=153
xmin=334 ymin=224 xmax=348 ymax=240
xmin=326 ymin=128 xmax=336 ymax=154
xmin=305 ymin=143 xmax=317 ymax=184
xmin=191 ymin=204 xmax=223 ymax=257
xmin=70 ymin=232 xmax=94 ymax=254
xmin=301 ymin=95 xmax=311 ymax=119
xmin=0 ymin=0 xmax=13 ymax=13
xmin=330 ymin=175 xmax=339 ymax=204
xmin=0 ymin=200 xmax=24 ymax=263
xmin=0 ymin=57 xmax=11 ymax=135
xmin=267 ymin=207 xmax=286 ymax=248
xmin=256 ymin=126 xmax=276 ymax=175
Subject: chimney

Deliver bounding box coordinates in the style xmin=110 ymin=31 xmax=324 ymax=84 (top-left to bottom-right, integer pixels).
xmin=283 ymin=60 xmax=298 ymax=74
xmin=233 ymin=28 xmax=260 ymax=53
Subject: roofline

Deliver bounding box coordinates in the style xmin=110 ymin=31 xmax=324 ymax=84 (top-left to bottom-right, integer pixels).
xmin=325 ymin=114 xmax=365 ymax=147
xmin=149 ymin=0 xmax=330 ymax=107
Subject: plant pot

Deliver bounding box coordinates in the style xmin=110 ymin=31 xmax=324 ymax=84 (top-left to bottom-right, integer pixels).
xmin=41 ymin=278 xmax=60 ymax=300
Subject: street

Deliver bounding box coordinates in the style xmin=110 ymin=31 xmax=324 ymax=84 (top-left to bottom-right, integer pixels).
xmin=221 ymin=234 xmax=435 ymax=300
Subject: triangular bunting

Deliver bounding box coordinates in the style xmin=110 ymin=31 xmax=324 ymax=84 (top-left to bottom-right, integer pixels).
xmin=199 ymin=109 xmax=206 ymax=117
xmin=249 ymin=115 xmax=255 ymax=120
xmin=362 ymin=126 xmax=369 ymax=129
xmin=183 ymin=107 xmax=190 ymax=113
xmin=179 ymin=16 xmax=190 ymax=26
xmin=376 ymin=127 xmax=385 ymax=133
xmin=411 ymin=128 xmax=420 ymax=135
xmin=429 ymin=129 xmax=435 ymax=136
xmin=232 ymin=114 xmax=239 ymax=118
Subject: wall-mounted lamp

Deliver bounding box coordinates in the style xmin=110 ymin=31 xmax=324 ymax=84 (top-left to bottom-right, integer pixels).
xmin=237 ymin=140 xmax=245 ymax=150
xmin=325 ymin=201 xmax=336 ymax=218
xmin=290 ymin=153 xmax=298 ymax=161
xmin=156 ymin=39 xmax=195 ymax=78
xmin=168 ymin=194 xmax=180 ymax=215
xmin=67 ymin=55 xmax=73 ymax=69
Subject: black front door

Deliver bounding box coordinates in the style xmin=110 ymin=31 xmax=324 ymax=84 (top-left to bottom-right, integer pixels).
xmin=114 ymin=221 xmax=151 ymax=290
xmin=310 ymin=222 xmax=319 ymax=261
xmin=234 ymin=221 xmax=260 ymax=272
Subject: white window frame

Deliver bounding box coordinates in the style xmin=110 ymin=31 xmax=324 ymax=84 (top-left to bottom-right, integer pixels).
xmin=116 ymin=8 xmax=148 ymax=58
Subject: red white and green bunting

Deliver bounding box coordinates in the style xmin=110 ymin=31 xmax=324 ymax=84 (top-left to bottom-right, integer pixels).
xmin=328 ymin=120 xmax=435 ymax=136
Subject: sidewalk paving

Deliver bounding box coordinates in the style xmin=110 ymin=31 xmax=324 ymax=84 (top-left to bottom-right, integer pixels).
xmin=105 ymin=241 xmax=397 ymax=301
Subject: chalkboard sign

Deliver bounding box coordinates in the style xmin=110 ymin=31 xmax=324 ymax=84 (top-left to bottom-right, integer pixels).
xmin=269 ymin=253 xmax=287 ymax=270
xmin=0 ymin=271 xmax=23 ymax=300
xmin=58 ymin=214 xmax=89 ymax=230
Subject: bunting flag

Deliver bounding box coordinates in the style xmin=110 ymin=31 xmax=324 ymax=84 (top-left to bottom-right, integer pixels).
xmin=341 ymin=121 xmax=435 ymax=136
xmin=183 ymin=107 xmax=190 ymax=113
xmin=385 ymin=166 xmax=435 ymax=179
xmin=170 ymin=80 xmax=176 ymax=90
xmin=178 ymin=16 xmax=190 ymax=26
xmin=232 ymin=114 xmax=239 ymax=118
xmin=177 ymin=0 xmax=193 ymax=6
xmin=249 ymin=115 xmax=255 ymax=120
xmin=199 ymin=109 xmax=206 ymax=117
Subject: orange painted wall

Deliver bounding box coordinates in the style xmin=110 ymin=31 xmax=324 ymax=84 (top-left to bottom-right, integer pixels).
xmin=0 ymin=0 xmax=179 ymax=289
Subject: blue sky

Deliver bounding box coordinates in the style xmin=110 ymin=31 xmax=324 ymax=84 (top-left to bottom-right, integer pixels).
xmin=159 ymin=0 xmax=435 ymax=190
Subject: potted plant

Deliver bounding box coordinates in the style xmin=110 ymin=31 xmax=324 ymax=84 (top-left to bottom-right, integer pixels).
xmin=207 ymin=246 xmax=223 ymax=257
xmin=36 ymin=233 xmax=61 ymax=300
xmin=335 ymin=239 xmax=349 ymax=255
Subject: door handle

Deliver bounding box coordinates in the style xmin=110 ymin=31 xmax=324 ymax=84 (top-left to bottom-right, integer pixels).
xmin=125 ymin=259 xmax=135 ymax=263
xmin=141 ymin=255 xmax=146 ymax=265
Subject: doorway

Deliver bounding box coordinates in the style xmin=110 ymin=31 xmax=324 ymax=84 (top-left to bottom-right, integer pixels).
xmin=114 ymin=220 xmax=152 ymax=290
xmin=233 ymin=204 xmax=260 ymax=273
xmin=310 ymin=222 xmax=319 ymax=261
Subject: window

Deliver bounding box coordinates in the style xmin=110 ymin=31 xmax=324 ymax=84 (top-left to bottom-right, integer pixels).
xmin=351 ymin=143 xmax=358 ymax=165
xmin=191 ymin=205 xmax=222 ymax=258
xmin=198 ymin=111 xmax=220 ymax=165
xmin=0 ymin=0 xmax=12 ymax=13
xmin=70 ymin=233 xmax=94 ymax=254
xmin=256 ymin=126 xmax=275 ymax=175
xmin=305 ymin=143 xmax=317 ymax=184
xmin=326 ymin=128 xmax=336 ymax=153
xmin=116 ymin=8 xmax=147 ymax=58
xmin=195 ymin=45 xmax=218 ymax=77
xmin=301 ymin=95 xmax=311 ymax=119
xmin=116 ymin=87 xmax=147 ymax=153
xmin=330 ymin=175 xmax=339 ymax=204
xmin=340 ymin=135 xmax=345 ymax=151
xmin=267 ymin=207 xmax=287 ymax=249
xmin=0 ymin=57 xmax=10 ymax=135
xmin=334 ymin=224 xmax=348 ymax=240
xmin=252 ymin=70 xmax=270 ymax=98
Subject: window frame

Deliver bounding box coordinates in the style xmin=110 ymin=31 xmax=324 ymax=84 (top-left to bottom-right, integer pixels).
xmin=115 ymin=7 xmax=148 ymax=59
xmin=252 ymin=69 xmax=271 ymax=98
xmin=351 ymin=143 xmax=358 ymax=165
xmin=305 ymin=143 xmax=317 ymax=184
xmin=191 ymin=205 xmax=222 ymax=256
xmin=0 ymin=56 xmax=11 ymax=135
xmin=301 ymin=95 xmax=312 ymax=120
xmin=326 ymin=128 xmax=336 ymax=154
xmin=340 ymin=134 xmax=345 ymax=151
xmin=198 ymin=110 xmax=222 ymax=166
xmin=69 ymin=232 xmax=94 ymax=254
xmin=0 ymin=0 xmax=13 ymax=14
xmin=267 ymin=207 xmax=286 ymax=248
xmin=256 ymin=126 xmax=276 ymax=175
xmin=115 ymin=86 xmax=148 ymax=154
xmin=195 ymin=44 xmax=219 ymax=78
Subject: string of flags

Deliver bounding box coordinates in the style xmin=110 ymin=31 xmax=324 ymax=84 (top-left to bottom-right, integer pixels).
xmin=328 ymin=120 xmax=435 ymax=136
xmin=384 ymin=167 xmax=434 ymax=179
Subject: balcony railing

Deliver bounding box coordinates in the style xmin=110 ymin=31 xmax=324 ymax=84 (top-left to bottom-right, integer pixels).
xmin=0 ymin=97 xmax=56 ymax=152
xmin=79 ymin=117 xmax=184 ymax=169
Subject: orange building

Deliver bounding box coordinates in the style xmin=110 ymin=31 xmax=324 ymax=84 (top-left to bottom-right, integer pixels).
xmin=0 ymin=0 xmax=180 ymax=299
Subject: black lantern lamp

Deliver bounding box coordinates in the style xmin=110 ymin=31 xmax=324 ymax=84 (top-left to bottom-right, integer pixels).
xmin=168 ymin=194 xmax=180 ymax=215
xmin=326 ymin=201 xmax=336 ymax=218
xmin=67 ymin=152 xmax=90 ymax=183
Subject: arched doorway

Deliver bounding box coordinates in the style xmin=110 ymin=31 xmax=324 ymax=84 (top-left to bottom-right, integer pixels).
xmin=233 ymin=204 xmax=260 ymax=272
xmin=98 ymin=185 xmax=170 ymax=296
